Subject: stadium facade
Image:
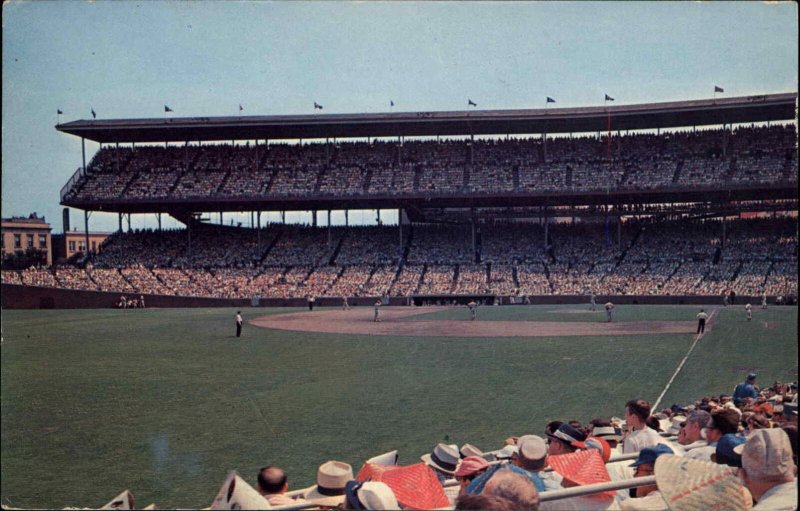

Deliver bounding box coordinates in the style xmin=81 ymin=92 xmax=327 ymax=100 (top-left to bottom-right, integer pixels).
xmin=1 ymin=93 xmax=798 ymax=308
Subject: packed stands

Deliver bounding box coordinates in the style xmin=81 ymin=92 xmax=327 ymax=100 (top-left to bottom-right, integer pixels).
xmin=5 ymin=218 xmax=796 ymax=300
xmin=62 ymin=125 xmax=797 ymax=203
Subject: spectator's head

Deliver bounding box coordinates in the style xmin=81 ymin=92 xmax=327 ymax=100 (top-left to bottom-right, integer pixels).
xmin=303 ymin=460 xmax=353 ymax=507
xmin=257 ymin=466 xmax=287 ymax=496
xmin=629 ymin=444 xmax=673 ymax=498
xmin=645 ymin=415 xmax=663 ymax=433
xmin=455 ymin=493 xmax=517 ymax=511
xmin=735 ymin=429 xmax=794 ymax=502
xmin=682 ymin=410 xmax=712 ymax=445
xmin=483 ymin=470 xmax=540 ymax=511
xmin=344 ymin=481 xmax=397 ymax=510
xmin=591 ymin=425 xmax=623 ymax=449
xmin=512 ymin=435 xmax=547 ymax=471
xmin=706 ymin=408 xmax=740 ymax=443
xmin=455 ymin=456 xmax=490 ymax=494
xmin=747 ymin=373 xmax=758 ymax=383
xmin=779 ymin=425 xmax=797 ymax=467
xmin=782 ymin=402 xmax=798 ymax=425
xmin=544 ymin=421 xmax=562 ymax=437
xmin=420 ymin=443 xmax=460 ymax=476
xmin=625 ymin=399 xmax=651 ymax=429
xmin=547 ymin=423 xmax=586 ymax=455
xmin=745 ymin=413 xmax=771 ymax=435
xmin=712 ymin=434 xmax=746 ymax=467
xmin=666 ymin=415 xmax=686 ymax=437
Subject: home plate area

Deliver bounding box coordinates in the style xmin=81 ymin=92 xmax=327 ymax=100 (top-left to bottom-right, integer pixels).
xmin=250 ymin=307 xmax=696 ymax=338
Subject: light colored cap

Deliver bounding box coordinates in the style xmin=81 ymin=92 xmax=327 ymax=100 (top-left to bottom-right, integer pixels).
xmin=517 ymin=435 xmax=547 ymax=461
xmin=735 ymin=429 xmax=794 ymax=481
xmin=667 ymin=416 xmax=687 ymax=435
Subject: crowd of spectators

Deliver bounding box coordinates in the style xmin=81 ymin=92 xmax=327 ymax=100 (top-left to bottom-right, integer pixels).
xmin=63 ymin=125 xmax=796 ymax=203
xmin=4 ymin=218 xmax=796 ymax=300
xmin=85 ymin=376 xmax=797 ymax=510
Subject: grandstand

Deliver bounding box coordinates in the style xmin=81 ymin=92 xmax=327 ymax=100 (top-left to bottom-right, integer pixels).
xmin=2 ymin=93 xmax=798 ymax=307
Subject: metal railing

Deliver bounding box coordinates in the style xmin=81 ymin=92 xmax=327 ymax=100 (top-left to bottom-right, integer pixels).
xmin=60 ymin=167 xmax=86 ymax=202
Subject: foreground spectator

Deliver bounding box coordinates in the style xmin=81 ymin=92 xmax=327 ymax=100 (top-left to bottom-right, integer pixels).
xmin=622 ymin=400 xmax=662 ymax=453
xmin=620 ymin=444 xmax=674 ymax=510
xmin=455 ymin=456 xmax=490 ymax=495
xmin=483 ymin=470 xmax=540 ymax=510
xmin=256 ymin=465 xmax=305 ymax=506
xmin=712 ymin=434 xmax=746 ymax=468
xmin=734 ymin=373 xmax=760 ymax=407
xmin=734 ymin=428 xmax=797 ymax=510
xmin=688 ymin=408 xmax=740 ymax=461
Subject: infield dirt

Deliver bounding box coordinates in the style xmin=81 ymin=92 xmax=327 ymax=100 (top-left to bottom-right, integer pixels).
xmin=250 ymin=306 xmax=697 ymax=337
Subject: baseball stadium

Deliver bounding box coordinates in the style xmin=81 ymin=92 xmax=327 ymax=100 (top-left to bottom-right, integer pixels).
xmin=2 ymin=3 xmax=799 ymax=511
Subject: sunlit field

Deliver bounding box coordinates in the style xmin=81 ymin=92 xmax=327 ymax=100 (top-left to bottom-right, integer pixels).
xmin=1 ymin=304 xmax=796 ymax=509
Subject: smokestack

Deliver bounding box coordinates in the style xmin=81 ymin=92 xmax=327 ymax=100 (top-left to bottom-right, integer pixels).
xmin=63 ymin=208 xmax=70 ymax=233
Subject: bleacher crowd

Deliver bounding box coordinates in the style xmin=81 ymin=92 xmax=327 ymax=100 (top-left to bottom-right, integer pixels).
xmin=3 ymin=218 xmax=797 ymax=301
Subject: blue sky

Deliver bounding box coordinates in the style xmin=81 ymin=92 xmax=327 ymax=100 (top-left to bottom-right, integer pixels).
xmin=2 ymin=1 xmax=797 ymax=233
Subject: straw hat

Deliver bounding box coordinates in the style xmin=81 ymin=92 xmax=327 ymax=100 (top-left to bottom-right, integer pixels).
xmin=209 ymin=472 xmax=271 ymax=510
xmin=666 ymin=415 xmax=687 ymax=436
xmin=420 ymin=443 xmax=460 ymax=475
xmin=654 ymin=455 xmax=748 ymax=511
xmin=302 ymin=460 xmax=353 ymax=507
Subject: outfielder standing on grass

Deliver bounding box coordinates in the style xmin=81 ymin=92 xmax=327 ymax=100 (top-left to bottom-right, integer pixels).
xmin=374 ymin=300 xmax=381 ymax=322
xmin=236 ymin=311 xmax=243 ymax=338
xmin=605 ymin=301 xmax=615 ymax=322
xmin=696 ymin=308 xmax=708 ymax=334
xmin=590 ymin=292 xmax=596 ymax=311
xmin=467 ymin=300 xmax=478 ymax=320
xmin=746 ymin=303 xmax=752 ymax=321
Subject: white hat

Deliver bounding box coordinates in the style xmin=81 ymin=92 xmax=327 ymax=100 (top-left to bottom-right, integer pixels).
xmin=100 ymin=490 xmax=134 ymax=510
xmin=366 ymin=450 xmax=399 ymax=466
xmin=735 ymin=429 xmax=794 ymax=481
xmin=302 ymin=460 xmax=353 ymax=506
xmin=494 ymin=444 xmax=519 ymax=460
xmin=420 ymin=443 xmax=460 ymax=475
xmin=209 ymin=472 xmax=271 ymax=510
xmin=345 ymin=481 xmax=398 ymax=510
xmin=517 ymin=435 xmax=547 ymax=462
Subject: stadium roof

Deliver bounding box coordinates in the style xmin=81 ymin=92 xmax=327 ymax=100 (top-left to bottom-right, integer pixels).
xmin=56 ymin=93 xmax=797 ymax=143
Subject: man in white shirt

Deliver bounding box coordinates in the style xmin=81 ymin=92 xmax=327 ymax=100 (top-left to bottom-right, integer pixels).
xmin=622 ymin=400 xmax=663 ymax=454
xmin=620 ymin=444 xmax=674 ymax=511
xmin=696 ymin=309 xmax=708 ymax=334
xmin=679 ymin=410 xmax=712 ymax=456
xmin=735 ymin=429 xmax=797 ymax=511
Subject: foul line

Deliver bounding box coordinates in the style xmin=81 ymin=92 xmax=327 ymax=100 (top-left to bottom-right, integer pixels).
xmin=652 ymin=309 xmax=717 ymax=411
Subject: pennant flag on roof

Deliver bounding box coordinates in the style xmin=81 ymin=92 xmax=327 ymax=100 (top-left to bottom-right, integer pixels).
xmin=239 ymin=104 xmax=243 ymax=111
xmin=605 ymin=94 xmax=615 ymax=101
xmin=57 ymin=109 xmax=63 ymax=115
xmin=91 ymin=108 xmax=96 ymax=119
xmin=546 ymin=96 xmax=556 ymax=103
xmin=314 ymin=102 xmax=323 ymax=110
xmin=468 ymin=99 xmax=477 ymax=107
xmin=164 ymin=105 xmax=173 ymax=113
xmin=715 ymin=85 xmax=724 ymax=93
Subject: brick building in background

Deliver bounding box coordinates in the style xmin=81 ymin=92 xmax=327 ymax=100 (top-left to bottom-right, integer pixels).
xmin=1 ymin=213 xmax=52 ymax=267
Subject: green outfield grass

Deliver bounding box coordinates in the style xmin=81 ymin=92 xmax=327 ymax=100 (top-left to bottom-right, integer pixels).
xmin=1 ymin=305 xmax=796 ymax=509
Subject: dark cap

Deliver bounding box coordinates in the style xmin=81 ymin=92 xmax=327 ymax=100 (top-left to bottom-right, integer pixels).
xmin=629 ymin=444 xmax=673 ymax=467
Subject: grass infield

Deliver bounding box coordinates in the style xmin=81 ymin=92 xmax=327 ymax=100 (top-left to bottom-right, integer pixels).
xmin=1 ymin=304 xmax=796 ymax=509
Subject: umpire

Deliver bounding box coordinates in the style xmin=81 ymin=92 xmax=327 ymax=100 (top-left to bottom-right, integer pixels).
xmin=696 ymin=308 xmax=708 ymax=334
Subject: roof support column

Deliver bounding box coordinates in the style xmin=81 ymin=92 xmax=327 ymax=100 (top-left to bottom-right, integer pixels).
xmin=118 ymin=213 xmax=123 ymax=233
xmin=187 ymin=216 xmax=192 ymax=261
xmin=398 ymin=209 xmax=403 ymax=253
xmin=157 ymin=213 xmax=162 ymax=232
xmin=84 ymin=210 xmax=91 ymax=260
xmin=81 ymin=137 xmax=87 ymax=175
xmin=327 ymin=210 xmax=332 ymax=247
xmin=257 ymin=211 xmax=261 ymax=255
xmin=312 ymin=209 xmax=317 ymax=227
